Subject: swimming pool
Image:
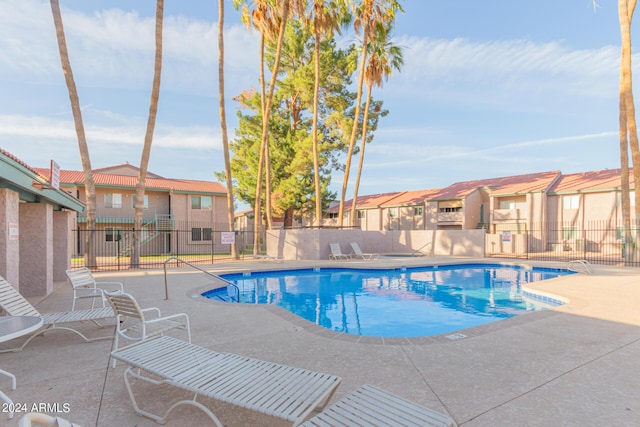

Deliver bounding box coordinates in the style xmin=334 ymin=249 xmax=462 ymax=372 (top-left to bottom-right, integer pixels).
xmin=202 ymin=264 xmax=571 ymax=338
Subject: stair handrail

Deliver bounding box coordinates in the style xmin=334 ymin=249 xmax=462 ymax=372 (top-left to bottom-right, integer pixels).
xmin=163 ymin=256 xmax=239 ymax=302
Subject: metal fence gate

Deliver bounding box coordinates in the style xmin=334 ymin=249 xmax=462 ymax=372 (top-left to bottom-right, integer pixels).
xmin=485 ymin=221 xmax=640 ymax=267
xmin=72 ymin=227 xmax=263 ymax=270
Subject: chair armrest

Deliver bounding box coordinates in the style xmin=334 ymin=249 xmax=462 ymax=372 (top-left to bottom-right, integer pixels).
xmin=141 ymin=307 xmax=161 ymax=319
xmin=96 ymin=281 xmax=124 ymax=293
xmin=146 ymin=313 xmax=190 ymax=326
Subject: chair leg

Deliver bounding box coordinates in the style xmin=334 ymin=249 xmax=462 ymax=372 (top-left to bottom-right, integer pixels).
xmin=111 ymin=332 xmax=120 ymax=368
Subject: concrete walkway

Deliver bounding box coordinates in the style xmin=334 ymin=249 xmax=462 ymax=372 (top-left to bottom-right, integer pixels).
xmin=1 ymin=257 xmax=639 ymax=426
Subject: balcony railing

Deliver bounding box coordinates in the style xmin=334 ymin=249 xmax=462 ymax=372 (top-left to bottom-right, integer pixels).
xmin=492 ymin=209 xmax=524 ymax=221
xmin=437 ymin=212 xmax=463 ymax=223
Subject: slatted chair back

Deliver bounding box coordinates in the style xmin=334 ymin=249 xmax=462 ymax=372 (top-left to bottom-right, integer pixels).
xmin=65 ymin=267 xmax=96 ymax=290
xmin=0 ymin=275 xmax=41 ymax=317
xmin=105 ymin=292 xmax=145 ymax=322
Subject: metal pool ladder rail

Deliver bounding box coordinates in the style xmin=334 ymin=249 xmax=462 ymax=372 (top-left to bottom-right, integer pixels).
xmin=163 ymin=257 xmax=239 ymax=301
xmin=566 ymin=259 xmax=593 ymax=274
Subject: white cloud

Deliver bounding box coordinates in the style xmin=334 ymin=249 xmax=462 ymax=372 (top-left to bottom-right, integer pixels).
xmin=0 ymin=113 xmax=222 ymax=151
xmin=387 ymin=35 xmax=627 ymax=103
xmin=0 ymin=0 xmax=259 ymax=94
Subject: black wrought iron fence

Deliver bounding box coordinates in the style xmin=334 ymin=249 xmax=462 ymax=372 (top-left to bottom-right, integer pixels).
xmin=72 ymin=226 xmax=263 ymax=270
xmin=486 ymin=221 xmax=640 ymax=266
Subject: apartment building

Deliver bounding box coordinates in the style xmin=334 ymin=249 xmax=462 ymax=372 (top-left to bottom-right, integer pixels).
xmin=34 ymin=163 xmax=229 ymax=258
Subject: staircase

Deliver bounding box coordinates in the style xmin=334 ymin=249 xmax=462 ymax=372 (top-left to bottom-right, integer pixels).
xmin=117 ymin=213 xmax=173 ymax=258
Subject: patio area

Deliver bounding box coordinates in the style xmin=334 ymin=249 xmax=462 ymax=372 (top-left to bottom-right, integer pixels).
xmin=1 ymin=257 xmax=639 ymax=426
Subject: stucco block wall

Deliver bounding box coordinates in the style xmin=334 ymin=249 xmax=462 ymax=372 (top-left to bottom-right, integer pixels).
xmin=267 ymin=229 xmax=485 ymax=260
xmin=0 ymin=188 xmax=20 ymax=286
xmin=53 ymin=210 xmax=74 ymax=281
xmin=19 ymin=203 xmax=53 ymax=296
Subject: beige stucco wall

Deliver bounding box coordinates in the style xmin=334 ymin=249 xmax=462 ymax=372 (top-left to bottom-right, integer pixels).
xmin=19 ymin=203 xmax=53 ymax=296
xmin=267 ymin=229 xmax=485 ymax=260
xmin=53 ymin=210 xmax=75 ymax=281
xmin=0 ymin=188 xmax=20 ymax=286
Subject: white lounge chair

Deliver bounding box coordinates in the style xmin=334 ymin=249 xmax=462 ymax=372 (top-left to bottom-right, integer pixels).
xmin=104 ymin=291 xmax=191 ymax=367
xmin=0 ymin=275 xmax=115 ymax=352
xmin=350 ymin=242 xmax=379 ymax=260
xmin=111 ymin=335 xmax=342 ymax=426
xmin=19 ymin=412 xmax=82 ymax=427
xmin=300 ymin=384 xmax=455 ymax=427
xmin=65 ymin=267 xmax=124 ymax=311
xmin=329 ymin=243 xmax=351 ymax=260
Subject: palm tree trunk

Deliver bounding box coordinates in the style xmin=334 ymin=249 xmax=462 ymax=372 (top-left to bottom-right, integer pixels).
xmin=312 ymin=31 xmax=322 ymax=226
xmin=619 ymin=0 xmax=640 ymax=259
xmin=132 ymin=0 xmax=163 ymax=268
xmin=218 ymin=0 xmax=238 ymax=258
xmin=351 ymin=83 xmax=373 ymax=227
xmin=338 ymin=28 xmax=368 ymax=227
xmin=50 ymin=0 xmax=97 ymax=268
xmin=253 ymin=2 xmax=290 ymax=253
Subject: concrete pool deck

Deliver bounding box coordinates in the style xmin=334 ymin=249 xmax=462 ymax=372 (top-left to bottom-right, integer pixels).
xmin=1 ymin=257 xmax=639 ymax=426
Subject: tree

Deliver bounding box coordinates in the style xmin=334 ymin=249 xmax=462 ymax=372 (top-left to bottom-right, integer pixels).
xmin=337 ymin=0 xmax=402 ymax=226
xmin=308 ymin=0 xmax=349 ymax=225
xmin=618 ymin=0 xmax=639 ymax=261
xmin=236 ymin=0 xmax=279 ymax=234
xmin=219 ymin=0 xmax=238 ymax=258
xmin=228 ymin=25 xmax=370 ymax=224
xmin=350 ymin=25 xmax=402 ymax=226
xmin=132 ymin=0 xmax=164 ymax=267
xmin=49 ymin=0 xmax=97 ymax=267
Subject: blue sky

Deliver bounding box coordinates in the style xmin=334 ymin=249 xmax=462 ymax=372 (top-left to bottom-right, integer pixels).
xmin=0 ymin=0 xmax=633 ymax=201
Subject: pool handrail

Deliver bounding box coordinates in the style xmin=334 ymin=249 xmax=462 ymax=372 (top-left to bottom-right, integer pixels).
xmin=163 ymin=257 xmax=239 ymax=302
xmin=412 ymin=241 xmax=433 ymax=257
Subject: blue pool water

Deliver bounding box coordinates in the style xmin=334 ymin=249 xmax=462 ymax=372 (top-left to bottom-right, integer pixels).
xmin=202 ymin=264 xmax=571 ymax=338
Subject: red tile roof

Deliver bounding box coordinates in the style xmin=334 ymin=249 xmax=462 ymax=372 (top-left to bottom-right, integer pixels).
xmin=381 ymin=188 xmax=443 ymax=206
xmin=549 ymin=168 xmax=632 ymax=193
xmin=328 ymin=192 xmax=404 ymax=212
xmin=428 ymin=170 xmax=561 ymax=200
xmin=33 ymin=167 xmax=227 ymax=194
xmin=0 ymin=147 xmax=43 ymax=177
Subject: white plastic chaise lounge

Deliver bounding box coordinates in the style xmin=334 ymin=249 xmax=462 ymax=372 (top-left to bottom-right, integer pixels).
xmin=299 ymin=384 xmax=455 ymax=427
xmin=65 ymin=267 xmax=124 ymax=311
xmin=19 ymin=412 xmax=82 ymax=427
xmin=349 ymin=242 xmax=380 ymax=260
xmin=329 ymin=243 xmax=351 ymax=260
xmin=104 ymin=291 xmax=190 ymax=367
xmin=110 ymin=335 xmax=342 ymax=426
xmin=0 ymin=275 xmax=115 ymax=352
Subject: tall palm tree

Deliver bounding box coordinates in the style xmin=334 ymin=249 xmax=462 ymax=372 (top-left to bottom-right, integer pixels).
xmin=219 ymin=0 xmax=238 ymax=258
xmin=350 ymin=26 xmax=402 ymax=226
xmin=618 ymin=0 xmax=638 ymax=260
xmin=309 ymin=0 xmax=348 ymax=226
xmin=132 ymin=0 xmax=164 ymax=267
xmin=337 ymin=0 xmax=402 ymax=227
xmin=49 ymin=0 xmax=97 ymax=267
xmin=244 ymin=0 xmax=304 ymax=253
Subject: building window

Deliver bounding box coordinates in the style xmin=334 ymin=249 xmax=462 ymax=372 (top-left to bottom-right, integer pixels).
xmin=105 ymin=193 xmax=122 ymax=208
xmin=414 ymin=207 xmax=423 ymax=216
xmin=192 ymin=227 xmax=212 ymax=241
xmin=191 ymin=227 xmax=202 ymax=241
xmin=438 ymin=206 xmax=461 ymax=213
xmin=191 ymin=196 xmax=212 ymax=210
xmin=563 ymin=195 xmax=579 ymax=210
xmin=562 ymin=226 xmax=578 ymax=240
xmin=203 ymin=228 xmax=212 ymax=241
xmin=105 ymin=227 xmax=122 ymax=242
xmin=327 ymin=212 xmax=338 ymax=219
xmin=498 ymin=198 xmax=526 ymax=210
xmin=357 ymin=210 xmax=365 ymax=219
xmin=132 ymin=195 xmax=149 ymax=209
